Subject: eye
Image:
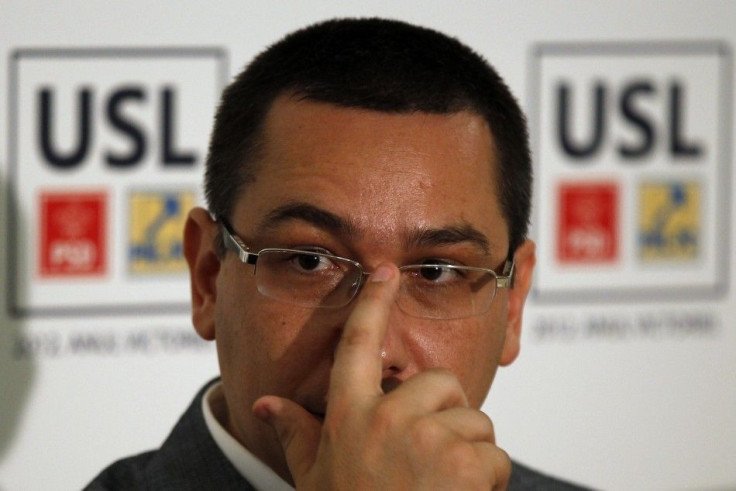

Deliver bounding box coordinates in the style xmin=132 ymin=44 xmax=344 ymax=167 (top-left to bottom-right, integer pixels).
xmin=296 ymin=252 xmax=331 ymax=271
xmin=414 ymin=261 xmax=465 ymax=284
xmin=418 ymin=264 xmax=445 ymax=281
xmin=289 ymin=251 xmax=335 ymax=272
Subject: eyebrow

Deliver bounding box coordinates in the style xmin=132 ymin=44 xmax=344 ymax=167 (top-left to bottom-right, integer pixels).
xmin=256 ymin=202 xmax=491 ymax=255
xmin=406 ymin=225 xmax=491 ymax=255
xmin=256 ymin=202 xmax=358 ymax=238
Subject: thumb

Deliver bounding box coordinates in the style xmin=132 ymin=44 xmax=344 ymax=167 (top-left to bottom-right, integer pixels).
xmin=253 ymin=395 xmax=321 ymax=481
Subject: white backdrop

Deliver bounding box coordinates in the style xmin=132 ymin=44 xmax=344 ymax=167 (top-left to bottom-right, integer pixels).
xmin=1 ymin=2 xmax=734 ymax=490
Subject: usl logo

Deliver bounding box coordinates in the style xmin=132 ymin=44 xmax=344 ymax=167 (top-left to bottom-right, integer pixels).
xmin=9 ymin=48 xmax=225 ymax=316
xmin=555 ymin=80 xmax=702 ymax=160
xmin=38 ymin=86 xmax=196 ymax=170
xmin=531 ymin=42 xmax=730 ymax=302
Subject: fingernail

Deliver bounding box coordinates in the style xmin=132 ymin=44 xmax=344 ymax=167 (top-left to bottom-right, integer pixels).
xmin=370 ymin=264 xmax=394 ymax=283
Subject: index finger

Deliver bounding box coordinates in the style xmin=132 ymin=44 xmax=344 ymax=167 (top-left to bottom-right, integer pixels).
xmin=328 ymin=263 xmax=400 ymax=402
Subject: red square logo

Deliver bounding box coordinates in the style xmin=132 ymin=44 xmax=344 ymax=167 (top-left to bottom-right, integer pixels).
xmin=40 ymin=192 xmax=107 ymax=277
xmin=557 ymin=182 xmax=618 ymax=263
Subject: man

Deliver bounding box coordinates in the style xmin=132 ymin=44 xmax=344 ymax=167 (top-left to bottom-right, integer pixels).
xmin=88 ymin=18 xmax=585 ymax=490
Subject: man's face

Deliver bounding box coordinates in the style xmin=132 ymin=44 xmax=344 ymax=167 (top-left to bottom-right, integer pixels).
xmin=187 ymin=95 xmax=534 ymax=475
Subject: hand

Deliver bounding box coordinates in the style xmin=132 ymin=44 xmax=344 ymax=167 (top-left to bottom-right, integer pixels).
xmin=253 ymin=263 xmax=510 ymax=490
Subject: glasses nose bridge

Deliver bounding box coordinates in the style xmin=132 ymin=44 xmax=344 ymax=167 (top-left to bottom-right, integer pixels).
xmin=346 ymin=266 xmax=411 ymax=301
xmin=346 ymin=269 xmax=413 ymax=319
xmin=346 ymin=269 xmax=370 ymax=300
xmin=346 ymin=264 xmax=406 ymax=303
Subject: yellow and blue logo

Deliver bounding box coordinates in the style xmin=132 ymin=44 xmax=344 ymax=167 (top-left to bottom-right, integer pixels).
xmin=638 ymin=181 xmax=700 ymax=261
xmin=128 ymin=190 xmax=195 ymax=274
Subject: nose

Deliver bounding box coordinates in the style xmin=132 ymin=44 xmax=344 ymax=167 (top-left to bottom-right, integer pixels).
xmin=379 ymin=305 xmax=412 ymax=384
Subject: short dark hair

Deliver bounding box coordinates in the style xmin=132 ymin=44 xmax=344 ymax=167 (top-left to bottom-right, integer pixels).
xmin=205 ymin=17 xmax=531 ymax=257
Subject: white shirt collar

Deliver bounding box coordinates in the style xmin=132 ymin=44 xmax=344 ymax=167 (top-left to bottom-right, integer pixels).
xmin=202 ymin=381 xmax=295 ymax=491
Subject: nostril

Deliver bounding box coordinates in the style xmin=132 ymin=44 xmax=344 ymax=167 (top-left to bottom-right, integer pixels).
xmin=380 ymin=376 xmax=402 ymax=394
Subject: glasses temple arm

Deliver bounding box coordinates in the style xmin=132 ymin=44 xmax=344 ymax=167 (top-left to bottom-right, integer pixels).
xmin=214 ymin=214 xmax=258 ymax=265
xmin=496 ymin=260 xmax=515 ymax=289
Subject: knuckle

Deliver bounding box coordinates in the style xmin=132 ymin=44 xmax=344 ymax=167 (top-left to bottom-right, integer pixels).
xmin=497 ymin=446 xmax=512 ymax=471
xmin=370 ymin=398 xmax=402 ymax=434
xmin=478 ymin=411 xmax=496 ymax=442
xmin=445 ymin=441 xmax=476 ymax=466
xmin=339 ymin=325 xmax=374 ymax=350
xmin=409 ymin=416 xmax=445 ymax=449
xmin=424 ymin=368 xmax=467 ymax=405
xmin=442 ymin=442 xmax=484 ymax=484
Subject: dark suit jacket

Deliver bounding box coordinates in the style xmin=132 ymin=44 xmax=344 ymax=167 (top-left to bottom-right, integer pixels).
xmin=86 ymin=379 xmax=589 ymax=490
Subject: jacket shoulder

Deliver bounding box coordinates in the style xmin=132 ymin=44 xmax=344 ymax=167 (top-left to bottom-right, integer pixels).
xmin=510 ymin=460 xmax=592 ymax=491
xmin=84 ymin=451 xmax=156 ymax=490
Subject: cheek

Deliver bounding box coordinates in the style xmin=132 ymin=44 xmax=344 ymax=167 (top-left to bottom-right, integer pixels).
xmin=215 ymin=268 xmax=302 ymax=365
xmin=215 ymin=273 xmax=341 ymax=400
xmin=409 ymin=313 xmax=506 ymax=407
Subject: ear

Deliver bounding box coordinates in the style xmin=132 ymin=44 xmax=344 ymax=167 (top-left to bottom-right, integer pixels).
xmin=183 ymin=207 xmax=220 ymax=341
xmin=499 ymin=239 xmax=536 ymax=366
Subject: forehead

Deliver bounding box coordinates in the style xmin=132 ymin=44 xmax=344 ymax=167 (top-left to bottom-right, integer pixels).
xmin=235 ymin=96 xmax=508 ymax=253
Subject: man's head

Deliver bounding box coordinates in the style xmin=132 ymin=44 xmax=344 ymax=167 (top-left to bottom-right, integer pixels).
xmin=185 ymin=17 xmax=535 ymax=483
xmin=204 ymin=17 xmax=531 ymax=258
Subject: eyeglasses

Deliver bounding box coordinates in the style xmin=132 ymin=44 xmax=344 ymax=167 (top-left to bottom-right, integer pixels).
xmin=217 ymin=218 xmax=514 ymax=320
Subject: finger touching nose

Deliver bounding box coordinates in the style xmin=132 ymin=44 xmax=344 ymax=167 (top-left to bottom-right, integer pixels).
xmin=329 ymin=262 xmax=401 ymax=402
